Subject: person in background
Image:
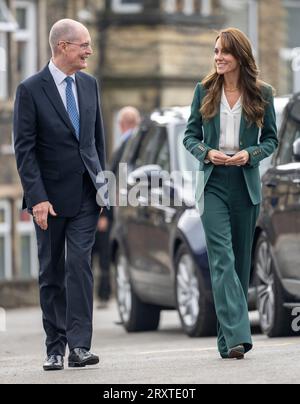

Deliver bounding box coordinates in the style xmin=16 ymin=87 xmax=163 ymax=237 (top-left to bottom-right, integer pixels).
xmin=94 ymin=107 xmax=141 ymax=308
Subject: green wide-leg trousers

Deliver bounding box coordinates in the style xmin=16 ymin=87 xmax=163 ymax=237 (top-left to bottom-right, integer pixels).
xmin=201 ymin=165 xmax=260 ymax=356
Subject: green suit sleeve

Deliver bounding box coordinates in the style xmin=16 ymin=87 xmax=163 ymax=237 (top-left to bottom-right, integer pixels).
xmin=183 ymin=83 xmax=213 ymax=163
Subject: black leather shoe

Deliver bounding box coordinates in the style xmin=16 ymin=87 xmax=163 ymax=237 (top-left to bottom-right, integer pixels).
xmin=68 ymin=348 xmax=100 ymax=368
xmin=228 ymin=345 xmax=245 ymax=360
xmin=43 ymin=355 xmax=64 ymax=371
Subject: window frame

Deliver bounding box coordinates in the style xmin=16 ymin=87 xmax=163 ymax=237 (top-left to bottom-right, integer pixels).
xmin=0 ymin=31 xmax=7 ymax=100
xmin=0 ymin=0 xmax=17 ymax=31
xmin=16 ymin=200 xmax=38 ymax=279
xmin=14 ymin=0 xmax=37 ymax=81
xmin=111 ymin=0 xmax=143 ymax=14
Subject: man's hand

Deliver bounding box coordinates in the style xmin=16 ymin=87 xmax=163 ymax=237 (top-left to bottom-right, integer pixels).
xmin=33 ymin=202 xmax=57 ymax=231
xmin=225 ymin=151 xmax=250 ymax=166
xmin=207 ymin=150 xmax=232 ymax=166
xmin=97 ymin=216 xmax=109 ymax=233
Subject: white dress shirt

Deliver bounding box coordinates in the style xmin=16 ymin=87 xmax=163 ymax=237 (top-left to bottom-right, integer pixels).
xmin=219 ymin=87 xmax=242 ymax=155
xmin=48 ymin=60 xmax=79 ymax=112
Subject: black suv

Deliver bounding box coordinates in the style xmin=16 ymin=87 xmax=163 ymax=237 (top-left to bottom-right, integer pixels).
xmin=252 ymin=93 xmax=300 ymax=337
xmin=111 ymin=98 xmax=300 ymax=339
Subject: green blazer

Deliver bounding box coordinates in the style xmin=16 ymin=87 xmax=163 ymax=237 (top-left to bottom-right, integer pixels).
xmin=183 ymin=83 xmax=278 ymax=205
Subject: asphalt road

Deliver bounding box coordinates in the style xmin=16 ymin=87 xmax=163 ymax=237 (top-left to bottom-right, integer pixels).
xmin=0 ymin=302 xmax=299 ymax=384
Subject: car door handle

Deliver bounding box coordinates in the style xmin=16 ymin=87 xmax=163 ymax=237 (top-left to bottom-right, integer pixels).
xmin=265 ymin=181 xmax=278 ymax=188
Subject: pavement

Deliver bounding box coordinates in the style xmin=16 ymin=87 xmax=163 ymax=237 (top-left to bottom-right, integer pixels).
xmin=0 ymin=301 xmax=299 ymax=384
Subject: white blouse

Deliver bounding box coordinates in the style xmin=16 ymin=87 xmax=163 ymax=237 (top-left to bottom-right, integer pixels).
xmin=219 ymin=87 xmax=242 ymax=155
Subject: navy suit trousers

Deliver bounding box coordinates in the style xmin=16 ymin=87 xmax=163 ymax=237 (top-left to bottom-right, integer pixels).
xmin=35 ymin=173 xmax=100 ymax=356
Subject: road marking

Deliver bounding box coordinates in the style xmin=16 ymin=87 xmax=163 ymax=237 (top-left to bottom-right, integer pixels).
xmin=139 ymin=342 xmax=298 ymax=355
xmin=139 ymin=348 xmax=219 ymax=355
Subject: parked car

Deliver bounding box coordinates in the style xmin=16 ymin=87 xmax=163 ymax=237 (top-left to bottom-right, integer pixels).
xmin=251 ymin=93 xmax=300 ymax=337
xmin=110 ymin=110 xmax=216 ymax=337
xmin=110 ymin=96 xmax=295 ymax=338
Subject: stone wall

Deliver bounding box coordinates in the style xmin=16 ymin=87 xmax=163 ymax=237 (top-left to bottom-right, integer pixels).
xmin=258 ymin=0 xmax=286 ymax=93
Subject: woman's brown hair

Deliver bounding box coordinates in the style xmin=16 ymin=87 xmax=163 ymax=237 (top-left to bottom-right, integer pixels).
xmin=200 ymin=28 xmax=269 ymax=128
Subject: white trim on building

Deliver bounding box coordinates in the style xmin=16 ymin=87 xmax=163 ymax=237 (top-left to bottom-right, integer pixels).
xmin=112 ymin=0 xmax=143 ymax=13
xmin=16 ymin=202 xmax=38 ymax=279
xmin=0 ymin=0 xmax=17 ymax=100
xmin=14 ymin=0 xmax=37 ymax=81
xmin=201 ymin=0 xmax=212 ymax=16
xmin=0 ymin=200 xmax=12 ymax=281
xmin=0 ymin=0 xmax=17 ymax=31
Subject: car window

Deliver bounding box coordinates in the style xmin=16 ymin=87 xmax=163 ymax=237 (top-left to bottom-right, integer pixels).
xmin=276 ymin=119 xmax=300 ymax=165
xmin=121 ymin=133 xmax=140 ymax=164
xmin=176 ymin=125 xmax=198 ymax=175
xmin=153 ymin=129 xmax=170 ymax=172
xmin=135 ymin=125 xmax=162 ymax=168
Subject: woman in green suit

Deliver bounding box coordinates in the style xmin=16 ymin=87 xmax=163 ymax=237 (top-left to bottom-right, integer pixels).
xmin=183 ymin=28 xmax=278 ymax=360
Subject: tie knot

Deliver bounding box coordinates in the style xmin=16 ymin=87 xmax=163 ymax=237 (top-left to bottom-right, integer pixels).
xmin=65 ymin=76 xmax=73 ymax=85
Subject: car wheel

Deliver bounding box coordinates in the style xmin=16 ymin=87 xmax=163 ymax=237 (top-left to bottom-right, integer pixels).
xmin=175 ymin=245 xmax=216 ymax=337
xmin=115 ymin=251 xmax=161 ymax=332
xmin=254 ymin=233 xmax=293 ymax=337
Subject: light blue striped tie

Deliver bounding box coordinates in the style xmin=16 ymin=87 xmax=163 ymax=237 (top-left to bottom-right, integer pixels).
xmin=65 ymin=76 xmax=80 ymax=140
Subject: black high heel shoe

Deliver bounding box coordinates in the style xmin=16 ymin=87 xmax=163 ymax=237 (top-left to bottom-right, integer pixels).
xmin=228 ymin=345 xmax=245 ymax=360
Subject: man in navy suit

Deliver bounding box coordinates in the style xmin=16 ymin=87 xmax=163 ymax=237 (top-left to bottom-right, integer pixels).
xmin=14 ymin=19 xmax=109 ymax=371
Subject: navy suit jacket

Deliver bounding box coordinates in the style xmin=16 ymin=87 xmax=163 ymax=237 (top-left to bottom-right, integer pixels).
xmin=14 ymin=64 xmax=108 ymax=217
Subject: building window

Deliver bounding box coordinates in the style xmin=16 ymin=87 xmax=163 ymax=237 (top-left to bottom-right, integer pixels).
xmin=14 ymin=0 xmax=37 ymax=82
xmin=112 ymin=0 xmax=143 ymax=13
xmin=0 ymin=31 xmax=7 ymax=100
xmin=164 ymin=0 xmax=212 ymax=16
xmin=0 ymin=0 xmax=17 ymax=100
xmin=16 ymin=204 xmax=38 ymax=279
xmin=0 ymin=200 xmax=12 ymax=281
xmin=280 ymin=1 xmax=300 ymax=94
xmin=0 ymin=0 xmax=17 ymax=31
xmin=183 ymin=0 xmax=194 ymax=15
xmin=201 ymin=0 xmax=212 ymax=16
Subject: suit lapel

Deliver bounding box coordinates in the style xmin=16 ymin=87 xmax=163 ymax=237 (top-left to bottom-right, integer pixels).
xmin=41 ymin=65 xmax=77 ymax=139
xmin=239 ymin=112 xmax=246 ymax=144
xmin=213 ymin=106 xmax=221 ymax=147
xmin=75 ymin=73 xmax=86 ymax=145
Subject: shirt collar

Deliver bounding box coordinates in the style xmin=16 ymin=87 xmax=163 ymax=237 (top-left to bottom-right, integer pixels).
xmin=221 ymin=86 xmax=242 ymax=112
xmin=48 ymin=60 xmax=76 ymax=86
xmin=121 ymin=129 xmax=134 ymax=144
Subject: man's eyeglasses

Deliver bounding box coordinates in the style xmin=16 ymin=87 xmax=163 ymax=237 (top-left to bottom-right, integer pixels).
xmin=59 ymin=41 xmax=92 ymax=50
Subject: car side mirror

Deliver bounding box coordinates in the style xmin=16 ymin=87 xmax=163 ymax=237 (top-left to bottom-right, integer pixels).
xmin=293 ymin=139 xmax=300 ymax=162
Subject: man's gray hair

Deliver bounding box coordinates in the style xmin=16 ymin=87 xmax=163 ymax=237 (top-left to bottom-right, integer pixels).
xmin=118 ymin=107 xmax=141 ymax=127
xmin=49 ymin=19 xmax=85 ymax=54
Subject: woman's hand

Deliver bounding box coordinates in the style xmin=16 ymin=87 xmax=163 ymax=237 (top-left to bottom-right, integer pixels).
xmin=207 ymin=150 xmax=232 ymax=166
xmin=225 ymin=151 xmax=250 ymax=166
